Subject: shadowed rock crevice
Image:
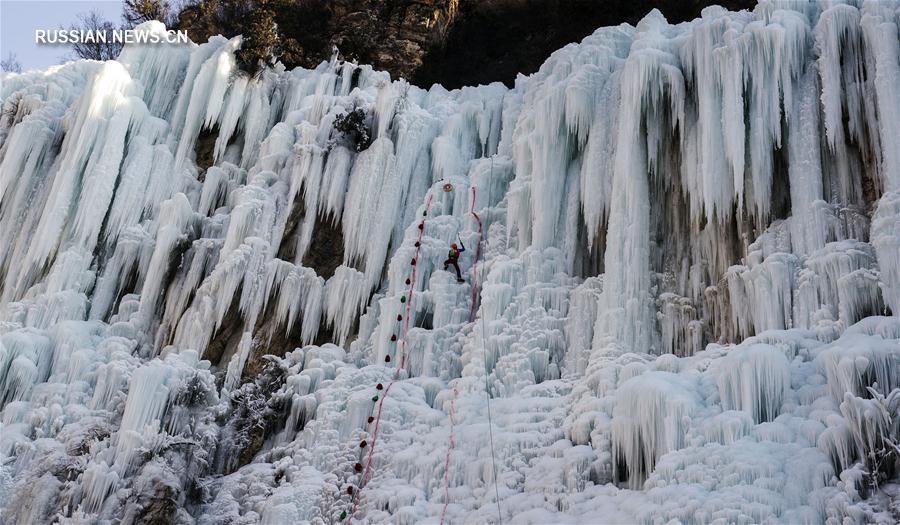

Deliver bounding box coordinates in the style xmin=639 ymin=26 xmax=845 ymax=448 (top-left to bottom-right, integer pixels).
xmin=301 ymin=216 xmax=345 ymax=280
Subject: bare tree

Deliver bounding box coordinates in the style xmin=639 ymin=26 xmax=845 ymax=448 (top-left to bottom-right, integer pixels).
xmin=1 ymin=52 xmax=22 ymax=73
xmin=66 ymin=11 xmax=123 ymax=61
xmin=123 ymin=0 xmax=175 ymax=27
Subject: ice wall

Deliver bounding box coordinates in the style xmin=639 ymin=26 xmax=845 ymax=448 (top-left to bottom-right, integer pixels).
xmin=1 ymin=1 xmax=899 ymax=523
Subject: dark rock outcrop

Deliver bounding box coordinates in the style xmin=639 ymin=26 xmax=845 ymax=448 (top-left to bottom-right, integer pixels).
xmin=328 ymin=0 xmax=458 ymax=81
xmin=414 ymin=0 xmax=757 ymax=88
xmin=176 ymin=0 xmax=757 ymax=88
xmin=323 ymin=0 xmax=759 ymax=88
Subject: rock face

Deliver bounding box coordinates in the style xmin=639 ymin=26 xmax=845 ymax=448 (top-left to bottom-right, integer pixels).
xmin=213 ymin=0 xmax=756 ymax=89
xmin=329 ymin=0 xmax=458 ymax=81
xmin=271 ymin=0 xmax=757 ymax=88
xmin=413 ymin=0 xmax=758 ymax=88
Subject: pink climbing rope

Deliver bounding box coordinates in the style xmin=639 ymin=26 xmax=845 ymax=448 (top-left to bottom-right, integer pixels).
xmin=440 ymin=185 xmax=487 ymax=524
xmin=468 ymin=185 xmax=484 ymax=322
xmin=347 ymin=190 xmax=434 ymax=522
xmin=439 ymin=384 xmax=459 ymax=524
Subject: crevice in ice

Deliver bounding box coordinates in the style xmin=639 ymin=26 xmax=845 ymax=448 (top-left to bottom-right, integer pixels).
xmin=300 ymin=215 xmax=345 ymax=280
xmin=214 ymin=359 xmax=287 ymax=475
xmin=194 ymin=127 xmax=220 ymax=181
xmin=202 ymin=293 xmax=246 ymax=372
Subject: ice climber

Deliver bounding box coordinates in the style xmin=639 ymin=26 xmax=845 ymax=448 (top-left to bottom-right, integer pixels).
xmin=443 ymin=239 xmax=466 ymax=282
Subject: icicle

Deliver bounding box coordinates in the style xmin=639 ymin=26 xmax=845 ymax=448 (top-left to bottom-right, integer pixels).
xmin=594 ymin=11 xmax=684 ymax=355
xmin=118 ymin=21 xmax=193 ymax=119
xmin=787 ymin=64 xmax=828 ymax=255
xmin=817 ymin=329 xmax=900 ymax=401
xmin=679 ymin=7 xmax=736 ymax=223
xmin=860 ymin=6 xmax=900 ymax=192
xmin=611 ymin=371 xmax=700 ymax=488
xmin=137 ymin=193 xmax=195 ymax=323
xmin=872 ymin=192 xmax=900 ymax=313
xmin=268 ymin=261 xmax=324 ymax=344
xmin=4 ymin=61 xmax=144 ymax=303
xmin=323 ymin=267 xmax=368 ymax=346
xmin=0 ymin=331 xmax=54 ymax=406
xmin=80 ymin=462 xmax=119 ymax=514
xmin=579 ymin=71 xmax=619 ymax=246
xmin=223 ymin=331 xmax=253 ymax=392
xmin=172 ymin=36 xmax=242 ymax=173
xmin=711 ymin=343 xmax=790 ymax=423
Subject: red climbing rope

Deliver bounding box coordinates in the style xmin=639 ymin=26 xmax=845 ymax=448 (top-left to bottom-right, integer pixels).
xmin=400 ymin=191 xmax=433 ymax=368
xmin=346 ymin=190 xmax=435 ymax=522
xmin=359 ymin=380 xmax=396 ymax=483
xmin=348 ymin=182 xmax=488 ymax=523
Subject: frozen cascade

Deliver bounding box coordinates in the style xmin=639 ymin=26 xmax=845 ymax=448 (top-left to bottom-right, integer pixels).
xmin=611 ymin=371 xmax=700 ymax=488
xmin=592 ymin=10 xmax=684 ymax=356
xmin=1 ymin=3 xmax=900 ymax=523
xmin=710 ymin=344 xmax=790 ymax=424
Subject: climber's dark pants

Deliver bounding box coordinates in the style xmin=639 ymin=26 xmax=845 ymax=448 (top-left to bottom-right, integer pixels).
xmin=443 ymin=258 xmax=462 ymax=280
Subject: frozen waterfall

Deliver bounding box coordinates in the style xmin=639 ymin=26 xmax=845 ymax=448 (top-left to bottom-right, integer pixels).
xmin=1 ymin=1 xmax=899 ymax=523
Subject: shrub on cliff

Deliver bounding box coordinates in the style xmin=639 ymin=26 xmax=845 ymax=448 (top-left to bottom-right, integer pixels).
xmin=173 ymin=0 xmax=329 ymax=75
xmin=332 ymin=108 xmax=372 ymax=152
xmin=234 ymin=7 xmax=280 ymax=74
